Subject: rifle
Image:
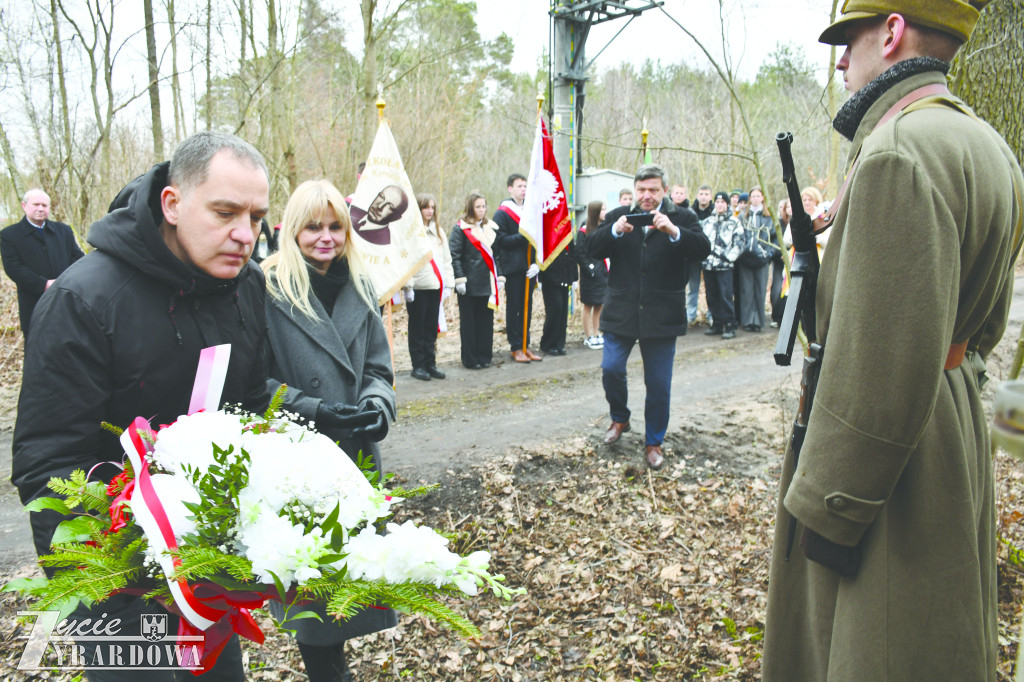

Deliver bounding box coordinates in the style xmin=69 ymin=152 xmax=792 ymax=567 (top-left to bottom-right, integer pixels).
xmin=774 ymin=132 xmax=823 ymax=561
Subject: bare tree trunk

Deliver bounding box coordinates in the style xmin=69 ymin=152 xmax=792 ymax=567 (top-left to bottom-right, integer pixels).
xmin=144 ymin=0 xmax=163 ymax=157
xmin=165 ymin=0 xmax=186 ymax=142
xmin=824 ymin=0 xmax=842 ymax=199
xmin=205 ymin=0 xmax=213 ymax=130
xmin=50 ymin=0 xmax=73 ymax=182
xmin=360 ymin=0 xmax=379 ymax=149
xmin=0 ymin=119 xmax=22 ymax=201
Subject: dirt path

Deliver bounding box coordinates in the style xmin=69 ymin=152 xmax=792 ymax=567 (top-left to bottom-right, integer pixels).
xmin=386 ymin=326 xmax=800 ymax=481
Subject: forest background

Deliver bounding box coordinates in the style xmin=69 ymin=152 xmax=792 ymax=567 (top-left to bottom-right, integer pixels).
xmin=0 ymin=0 xmax=1019 ymax=237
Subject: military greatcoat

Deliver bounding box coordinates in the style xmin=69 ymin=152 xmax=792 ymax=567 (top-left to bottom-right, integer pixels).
xmin=763 ymin=70 xmax=1023 ymax=681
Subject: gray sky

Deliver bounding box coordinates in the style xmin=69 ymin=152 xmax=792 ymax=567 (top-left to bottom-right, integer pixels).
xmin=384 ymin=0 xmax=837 ymax=83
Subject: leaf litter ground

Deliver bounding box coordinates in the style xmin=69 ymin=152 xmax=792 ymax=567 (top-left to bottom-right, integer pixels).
xmin=3 ymin=279 xmax=1024 ymax=680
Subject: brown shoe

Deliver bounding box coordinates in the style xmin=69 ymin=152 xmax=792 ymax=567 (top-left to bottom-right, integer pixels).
xmin=645 ymin=444 xmax=665 ymax=469
xmin=524 ymin=348 xmax=543 ymax=361
xmin=604 ymin=421 xmax=630 ymax=444
xmin=511 ymin=349 xmax=531 ymax=363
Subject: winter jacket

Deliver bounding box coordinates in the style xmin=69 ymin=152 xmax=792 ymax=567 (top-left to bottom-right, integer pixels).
xmin=407 ymin=221 xmax=454 ymax=290
xmin=574 ymin=227 xmax=608 ymax=306
xmin=263 ymin=260 xmax=397 ymax=644
xmin=0 ymin=216 xmax=85 ymax=334
xmin=448 ymin=219 xmax=504 ymax=296
xmin=492 ymin=201 xmax=531 ymax=275
xmin=12 ymin=161 xmax=269 ymax=510
xmin=538 ymin=242 xmax=578 ymax=286
xmin=701 ymin=212 xmax=744 ymax=271
xmin=587 ymin=198 xmax=709 ymax=339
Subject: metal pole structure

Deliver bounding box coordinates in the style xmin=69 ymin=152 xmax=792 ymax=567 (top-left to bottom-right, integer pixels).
xmin=548 ymin=1 xmax=664 ymax=218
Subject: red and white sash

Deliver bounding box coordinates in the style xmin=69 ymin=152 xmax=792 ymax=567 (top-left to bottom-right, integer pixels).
xmin=497 ymin=200 xmax=522 ymax=225
xmin=459 ymin=220 xmax=500 ymax=310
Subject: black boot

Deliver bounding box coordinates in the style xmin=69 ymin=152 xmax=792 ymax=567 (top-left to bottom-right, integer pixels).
xmin=297 ymin=641 xmax=353 ymax=682
xmin=704 ymin=325 xmax=723 ymax=336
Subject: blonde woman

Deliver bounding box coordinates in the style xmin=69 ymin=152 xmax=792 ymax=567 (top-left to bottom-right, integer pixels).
xmin=262 ymin=179 xmax=396 ymax=680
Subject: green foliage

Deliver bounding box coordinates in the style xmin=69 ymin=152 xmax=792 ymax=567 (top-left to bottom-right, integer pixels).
xmin=323 ymin=580 xmax=482 ymax=640
xmin=170 ymin=547 xmax=256 ymax=584
xmin=46 ymin=470 xmax=109 ymax=514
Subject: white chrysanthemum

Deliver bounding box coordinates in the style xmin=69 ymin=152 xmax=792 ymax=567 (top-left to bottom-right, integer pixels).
xmin=241 ymin=429 xmax=392 ymax=527
xmin=342 ymin=521 xmax=488 ymax=594
xmin=146 ymin=473 xmax=200 ymax=539
xmin=236 ymin=506 xmax=329 ymax=586
xmin=152 ymin=411 xmax=246 ymax=474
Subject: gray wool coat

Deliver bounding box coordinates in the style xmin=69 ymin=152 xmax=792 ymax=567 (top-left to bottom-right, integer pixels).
xmin=264 ymin=272 xmax=398 ymax=644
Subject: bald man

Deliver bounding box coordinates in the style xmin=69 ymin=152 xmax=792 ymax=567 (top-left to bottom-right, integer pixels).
xmin=1 ymin=189 xmax=84 ymax=338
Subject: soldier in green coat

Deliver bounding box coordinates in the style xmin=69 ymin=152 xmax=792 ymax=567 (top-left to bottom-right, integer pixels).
xmin=763 ymin=1 xmax=1024 ymax=679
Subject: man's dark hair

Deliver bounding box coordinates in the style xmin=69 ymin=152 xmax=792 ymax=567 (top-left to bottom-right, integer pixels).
xmin=169 ymin=131 xmax=267 ymax=194
xmin=357 ymin=161 xmax=366 ymax=174
xmin=634 ymin=164 xmax=667 ymax=188
xmin=507 ymin=173 xmax=526 ymax=188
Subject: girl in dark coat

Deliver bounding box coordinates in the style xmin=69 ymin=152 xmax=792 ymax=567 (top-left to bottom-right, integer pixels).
xmin=448 ymin=192 xmax=504 ymax=369
xmin=575 ymin=200 xmax=608 ymax=349
xmin=262 ymin=179 xmax=397 ymax=682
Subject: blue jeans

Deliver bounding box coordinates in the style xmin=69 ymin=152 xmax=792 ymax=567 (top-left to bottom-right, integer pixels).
xmin=685 ymin=261 xmax=701 ymax=322
xmin=601 ymin=332 xmax=676 ymax=446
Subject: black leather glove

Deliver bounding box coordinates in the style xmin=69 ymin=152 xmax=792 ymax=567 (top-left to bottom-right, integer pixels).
xmin=800 ymin=527 xmax=862 ymax=579
xmin=316 ymin=402 xmax=378 ymax=432
xmin=348 ymin=397 xmax=389 ymax=443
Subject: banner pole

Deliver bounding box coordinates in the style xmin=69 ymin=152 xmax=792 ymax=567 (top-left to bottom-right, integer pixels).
xmin=522 ymin=91 xmax=545 ymax=356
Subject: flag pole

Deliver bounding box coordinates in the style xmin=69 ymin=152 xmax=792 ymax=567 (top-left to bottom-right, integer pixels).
xmin=377 ymin=86 xmax=397 ymax=384
xmin=523 ymin=91 xmax=545 ymax=355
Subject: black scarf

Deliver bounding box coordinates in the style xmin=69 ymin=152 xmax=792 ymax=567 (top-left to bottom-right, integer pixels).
xmin=308 ymin=259 xmax=350 ymax=313
xmin=833 ymin=57 xmax=950 ymax=141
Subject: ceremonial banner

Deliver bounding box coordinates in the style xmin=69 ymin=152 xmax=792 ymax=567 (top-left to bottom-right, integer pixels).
xmin=349 ymin=120 xmax=433 ymax=304
xmin=520 ymin=117 xmax=572 ymax=269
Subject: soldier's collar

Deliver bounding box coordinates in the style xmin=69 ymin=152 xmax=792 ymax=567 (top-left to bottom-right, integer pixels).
xmin=833 ymin=57 xmax=949 ymax=141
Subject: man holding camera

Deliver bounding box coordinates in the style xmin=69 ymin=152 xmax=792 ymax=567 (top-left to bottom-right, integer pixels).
xmin=586 ymin=165 xmax=709 ymax=469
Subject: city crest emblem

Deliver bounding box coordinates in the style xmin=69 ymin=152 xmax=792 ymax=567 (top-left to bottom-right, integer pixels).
xmin=141 ymin=614 xmax=168 ymax=642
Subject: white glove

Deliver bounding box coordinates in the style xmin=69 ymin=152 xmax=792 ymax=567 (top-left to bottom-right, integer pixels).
xmin=455 ymin=282 xmax=467 ymax=295
xmin=497 ymin=279 xmax=505 ymax=291
xmin=526 ymin=263 xmax=540 ymax=279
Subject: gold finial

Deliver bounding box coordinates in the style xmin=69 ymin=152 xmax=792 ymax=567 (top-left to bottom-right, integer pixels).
xmin=536 ymin=86 xmax=545 ymax=113
xmin=641 ymin=127 xmax=649 ymax=146
xmin=376 ymin=83 xmax=386 ymax=120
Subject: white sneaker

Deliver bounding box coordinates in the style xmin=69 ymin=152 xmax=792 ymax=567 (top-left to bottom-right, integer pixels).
xmin=594 ymin=336 xmax=604 ymax=348
xmin=584 ymin=336 xmax=600 ymax=349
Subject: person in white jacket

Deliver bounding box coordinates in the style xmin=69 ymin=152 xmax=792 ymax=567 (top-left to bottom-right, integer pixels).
xmin=406 ymin=194 xmax=455 ymax=380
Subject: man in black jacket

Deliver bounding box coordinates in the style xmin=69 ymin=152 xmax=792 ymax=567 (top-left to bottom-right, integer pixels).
xmin=12 ymin=131 xmax=270 ymax=681
xmin=587 ymin=165 xmax=710 ymax=469
xmin=493 ymin=173 xmax=542 ymax=363
xmin=0 ymin=189 xmax=84 ymax=338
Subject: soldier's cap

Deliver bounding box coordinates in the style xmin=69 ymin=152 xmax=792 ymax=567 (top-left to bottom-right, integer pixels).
xmin=714 ymin=191 xmax=730 ymax=203
xmin=819 ymin=0 xmax=988 ymax=46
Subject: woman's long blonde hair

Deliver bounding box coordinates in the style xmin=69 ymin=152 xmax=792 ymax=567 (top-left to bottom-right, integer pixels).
xmin=262 ymin=179 xmax=376 ymax=319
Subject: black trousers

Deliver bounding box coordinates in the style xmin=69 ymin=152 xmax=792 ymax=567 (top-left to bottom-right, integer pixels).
xmin=504 ymin=272 xmax=536 ymax=351
xmin=406 ymin=289 xmax=441 ymax=370
xmin=457 ymin=293 xmax=493 ymax=367
xmin=770 ymin=258 xmax=786 ymax=324
xmin=540 ymin=282 xmax=570 ymax=352
xmin=704 ymin=269 xmax=737 ymax=330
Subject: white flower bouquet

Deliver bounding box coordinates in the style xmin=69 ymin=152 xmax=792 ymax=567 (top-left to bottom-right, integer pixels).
xmin=6 ymin=385 xmax=520 ymax=670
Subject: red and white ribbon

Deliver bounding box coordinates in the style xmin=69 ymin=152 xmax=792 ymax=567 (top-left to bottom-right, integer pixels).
xmin=122 ymin=344 xmax=235 ymax=630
